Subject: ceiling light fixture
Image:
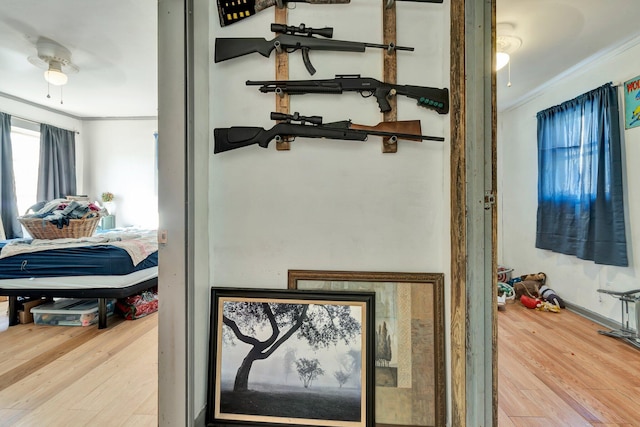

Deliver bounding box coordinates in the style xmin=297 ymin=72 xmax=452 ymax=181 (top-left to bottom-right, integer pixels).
xmin=496 ymin=23 xmax=522 ymax=87
xmin=496 ymin=34 xmax=521 ymax=70
xmin=43 ymin=61 xmax=68 ymax=86
xmin=496 ymin=51 xmax=510 ymax=71
xmin=28 ymin=37 xmax=79 ymax=102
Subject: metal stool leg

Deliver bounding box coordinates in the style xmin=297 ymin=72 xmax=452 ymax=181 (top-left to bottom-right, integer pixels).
xmin=597 ymin=288 xmax=640 ymax=349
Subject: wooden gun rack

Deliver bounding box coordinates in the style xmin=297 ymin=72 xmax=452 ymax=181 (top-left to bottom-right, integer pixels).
xmin=274 ymin=6 xmax=290 ymax=151
xmin=273 ymin=0 xmax=401 ymax=152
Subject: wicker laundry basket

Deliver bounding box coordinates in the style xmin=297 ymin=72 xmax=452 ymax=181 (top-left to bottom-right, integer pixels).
xmin=19 ymin=211 xmax=100 ymax=240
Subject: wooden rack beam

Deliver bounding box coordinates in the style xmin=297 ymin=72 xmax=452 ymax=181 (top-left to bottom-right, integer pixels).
xmin=382 ymin=0 xmax=398 ymax=153
xmin=275 ymin=6 xmax=290 ymax=151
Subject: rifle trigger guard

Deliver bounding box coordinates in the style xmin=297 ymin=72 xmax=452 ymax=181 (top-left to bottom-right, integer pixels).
xmin=274 ymin=40 xmax=283 ymax=54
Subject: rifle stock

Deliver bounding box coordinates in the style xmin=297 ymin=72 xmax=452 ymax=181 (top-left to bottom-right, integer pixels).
xmin=393 ymin=85 xmax=449 ymax=114
xmin=214 ymin=127 xmax=271 ymax=153
xmin=348 ymin=120 xmax=423 ymax=141
xmin=214 ymin=38 xmax=274 ymax=62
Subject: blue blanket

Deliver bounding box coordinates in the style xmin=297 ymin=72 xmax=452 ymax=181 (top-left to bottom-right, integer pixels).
xmin=0 ymin=241 xmax=158 ymax=279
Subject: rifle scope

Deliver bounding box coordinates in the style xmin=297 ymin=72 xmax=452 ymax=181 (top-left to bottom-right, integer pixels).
xmin=271 ymin=112 xmax=323 ymax=125
xmin=271 ymin=23 xmax=334 ymax=39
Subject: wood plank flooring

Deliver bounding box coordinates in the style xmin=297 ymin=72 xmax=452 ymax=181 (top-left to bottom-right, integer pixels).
xmin=498 ymin=301 xmax=640 ymax=426
xmin=1 ymin=299 xmax=639 ymax=426
xmin=0 ymin=301 xmax=157 ymax=427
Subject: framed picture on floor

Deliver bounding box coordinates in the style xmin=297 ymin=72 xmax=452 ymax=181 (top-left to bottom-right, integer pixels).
xmin=207 ymin=287 xmax=375 ymax=427
xmin=289 ymin=270 xmax=446 ymax=427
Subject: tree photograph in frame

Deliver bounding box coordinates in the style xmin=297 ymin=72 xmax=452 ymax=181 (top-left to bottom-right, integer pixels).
xmin=207 ymin=288 xmax=375 ymax=427
xmin=288 ymin=270 xmax=445 ymax=427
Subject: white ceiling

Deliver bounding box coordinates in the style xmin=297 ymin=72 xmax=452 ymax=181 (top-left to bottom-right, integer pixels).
xmin=496 ymin=0 xmax=640 ymax=111
xmin=0 ymin=0 xmax=157 ymax=118
xmin=0 ymin=1 xmax=638 ymax=118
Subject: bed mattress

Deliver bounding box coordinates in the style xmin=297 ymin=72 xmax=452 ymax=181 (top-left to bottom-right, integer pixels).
xmin=0 ymin=266 xmax=158 ymax=290
xmin=0 ymin=241 xmax=158 ymax=279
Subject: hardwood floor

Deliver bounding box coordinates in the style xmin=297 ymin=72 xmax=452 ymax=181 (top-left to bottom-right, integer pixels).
xmin=498 ymin=301 xmax=640 ymax=426
xmin=0 ymin=302 xmax=157 ymax=427
xmin=1 ymin=299 xmax=638 ymax=426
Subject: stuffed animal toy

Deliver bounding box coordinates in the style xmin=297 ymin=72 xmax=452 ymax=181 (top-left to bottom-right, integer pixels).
xmin=513 ymin=281 xmax=540 ymax=299
xmin=536 ymin=300 xmax=560 ymax=313
xmin=513 ymin=272 xmax=547 ymax=299
xmin=520 ymin=294 xmax=541 ymax=309
xmin=539 ymin=285 xmax=565 ymax=309
xmin=520 ymin=272 xmax=547 ymax=284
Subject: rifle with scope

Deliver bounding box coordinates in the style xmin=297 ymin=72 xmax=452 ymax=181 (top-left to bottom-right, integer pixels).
xmin=246 ymin=74 xmax=449 ymax=114
xmin=213 ymin=112 xmax=444 ymax=153
xmin=214 ymin=23 xmax=414 ymax=75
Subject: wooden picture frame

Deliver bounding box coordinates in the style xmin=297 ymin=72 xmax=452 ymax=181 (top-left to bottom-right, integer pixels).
xmin=288 ymin=270 xmax=445 ymax=427
xmin=207 ymin=287 xmax=376 ymax=427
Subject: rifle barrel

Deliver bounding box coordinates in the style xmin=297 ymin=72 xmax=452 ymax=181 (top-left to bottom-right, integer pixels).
xmin=364 ymin=43 xmax=414 ymax=52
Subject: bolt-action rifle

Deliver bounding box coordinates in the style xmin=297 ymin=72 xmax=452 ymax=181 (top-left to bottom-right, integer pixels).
xmin=214 ymin=23 xmax=414 ymax=75
xmin=214 ymin=112 xmax=444 ymax=153
xmin=246 ymin=74 xmax=449 ymax=114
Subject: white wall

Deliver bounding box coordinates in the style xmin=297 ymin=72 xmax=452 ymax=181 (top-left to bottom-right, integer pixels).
xmin=498 ymin=36 xmax=640 ymax=327
xmin=82 ymin=119 xmax=158 ymax=229
xmin=0 ymin=94 xmax=85 ymax=194
xmin=206 ymin=0 xmax=451 ymax=421
xmin=0 ymin=94 xmax=158 ymax=229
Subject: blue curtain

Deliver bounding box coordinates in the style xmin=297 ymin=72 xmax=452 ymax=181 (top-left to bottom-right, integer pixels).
xmin=37 ymin=124 xmax=77 ymax=202
xmin=0 ymin=112 xmax=23 ymax=239
xmin=536 ymin=83 xmax=627 ymax=266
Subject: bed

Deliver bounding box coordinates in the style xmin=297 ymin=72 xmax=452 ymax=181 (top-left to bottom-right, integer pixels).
xmin=0 ymin=229 xmax=158 ymax=329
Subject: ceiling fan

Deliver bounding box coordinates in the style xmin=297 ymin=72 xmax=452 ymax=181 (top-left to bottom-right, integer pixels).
xmin=27 ymin=37 xmax=79 ymax=86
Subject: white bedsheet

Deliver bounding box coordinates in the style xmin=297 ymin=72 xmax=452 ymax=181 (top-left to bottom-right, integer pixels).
xmin=0 ymin=229 xmax=158 ymax=266
xmin=0 ymin=267 xmax=158 ymax=290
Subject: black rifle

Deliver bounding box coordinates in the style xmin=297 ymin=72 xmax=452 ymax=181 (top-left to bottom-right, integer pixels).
xmin=246 ymin=74 xmax=449 ymax=114
xmin=215 ymin=23 xmax=414 ymax=75
xmin=217 ymin=0 xmax=350 ymax=27
xmin=214 ymin=112 xmax=444 ymax=153
xmin=217 ymin=0 xmax=443 ymax=27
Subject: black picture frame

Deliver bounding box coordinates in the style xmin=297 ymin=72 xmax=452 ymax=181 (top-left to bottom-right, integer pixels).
xmin=207 ymin=288 xmax=376 ymax=427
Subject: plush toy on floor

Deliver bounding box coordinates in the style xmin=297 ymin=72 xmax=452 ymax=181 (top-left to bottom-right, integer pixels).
xmin=519 ymin=294 xmax=560 ymax=313
xmin=512 ymin=272 xmax=547 ymax=299
xmin=538 ymin=285 xmax=565 ymax=309
xmin=520 ymin=294 xmax=541 ymax=309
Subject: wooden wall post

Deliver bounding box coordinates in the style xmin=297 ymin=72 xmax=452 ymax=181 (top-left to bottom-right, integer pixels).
xmin=382 ymin=0 xmax=398 ymax=153
xmin=274 ymin=6 xmax=290 ymax=151
xmin=450 ymin=0 xmax=497 ymax=425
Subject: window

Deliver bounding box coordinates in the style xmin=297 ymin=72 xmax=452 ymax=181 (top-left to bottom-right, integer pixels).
xmin=10 ymin=125 xmax=40 ymax=216
xmin=536 ymin=83 xmax=627 ymax=266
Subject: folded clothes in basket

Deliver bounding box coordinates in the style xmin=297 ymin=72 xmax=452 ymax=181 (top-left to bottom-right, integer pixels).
xmin=21 ymin=199 xmax=103 ymax=227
